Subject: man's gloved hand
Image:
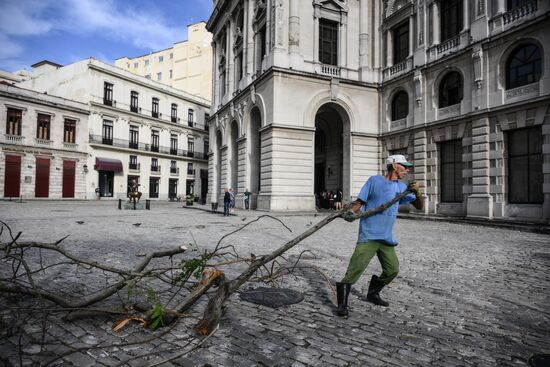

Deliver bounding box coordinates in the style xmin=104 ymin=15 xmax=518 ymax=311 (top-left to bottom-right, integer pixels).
xmin=341 ymin=210 xmax=358 ymax=222
xmin=407 ymin=180 xmax=421 ymax=196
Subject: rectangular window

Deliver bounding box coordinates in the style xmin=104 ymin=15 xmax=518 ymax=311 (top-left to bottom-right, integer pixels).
xmin=204 ymin=138 xmax=209 ymax=155
xmin=158 ymin=55 xmax=164 ymax=62
xmin=134 ymin=62 xmax=138 ymax=68
xmin=440 ymin=140 xmax=463 ymax=202
xmin=170 ymin=160 xmax=178 ymax=174
xmin=393 ymin=22 xmax=409 ymax=63
xmin=36 ymin=114 xmax=51 ymax=140
xmin=144 ymin=59 xmax=149 ymax=66
xmin=63 ymin=119 xmax=76 ymax=143
xmin=129 ymin=125 xmax=139 ymax=149
xmin=130 ymin=91 xmax=139 ymax=113
xmin=220 ymin=71 xmax=226 ymax=96
xmin=157 ymin=72 xmax=162 ymax=81
xmin=152 ymin=97 xmax=159 ymax=118
xmin=6 ymin=108 xmax=22 ymax=136
xmin=236 ymin=52 xmax=243 ymax=82
xmin=508 ymin=127 xmax=543 ymax=204
xmin=441 ymin=0 xmax=463 ymax=42
xmin=103 ymin=82 xmax=113 ymax=106
xmin=129 ymin=155 xmax=138 ymax=170
xmin=171 ymin=103 xmax=178 ymax=123
xmin=188 ymin=109 xmax=194 ymax=127
xmin=170 ymin=53 xmax=173 ymax=59
xmin=170 ymin=134 xmax=178 ymax=155
xmin=149 ymin=177 xmax=159 ymax=198
xmin=151 ymin=158 xmax=159 ymax=172
xmin=187 ymin=136 xmax=195 ymax=157
xmin=102 ymin=120 xmax=113 ymax=145
xmin=204 ymin=113 xmax=210 ymax=131
xmin=187 ymin=162 xmax=194 ymax=175
xmin=151 ymin=130 xmax=159 ymax=152
xmin=319 ymin=19 xmax=338 ymax=66
xmin=169 ymin=69 xmax=173 ymax=79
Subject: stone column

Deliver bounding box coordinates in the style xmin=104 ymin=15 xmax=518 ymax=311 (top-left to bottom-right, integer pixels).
xmin=246 ymin=0 xmax=255 ymax=82
xmin=211 ymin=42 xmax=218 ymax=108
xmin=313 ymin=7 xmax=319 ymax=63
xmin=432 ymin=1 xmax=440 ymax=45
xmin=289 ymin=0 xmax=300 ymax=55
xmin=463 ymin=0 xmax=470 ymax=30
xmin=467 ymin=118 xmax=493 ymax=218
xmin=386 ymin=30 xmax=393 ymax=67
xmin=409 ymin=15 xmax=414 ymax=57
xmin=496 ymin=0 xmax=506 ymax=14
xmin=359 ymin=0 xmax=369 ymax=69
xmin=414 ymin=130 xmax=430 ymax=214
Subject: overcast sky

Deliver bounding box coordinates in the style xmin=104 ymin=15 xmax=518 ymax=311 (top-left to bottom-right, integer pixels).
xmin=0 ymin=0 xmax=213 ymax=72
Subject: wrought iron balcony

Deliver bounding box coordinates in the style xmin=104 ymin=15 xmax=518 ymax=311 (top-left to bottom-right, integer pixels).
xmin=170 ymin=167 xmax=179 ymax=174
xmin=89 ymin=135 xmax=208 ymax=160
xmin=151 ymin=165 xmax=161 ymax=173
xmin=129 ymin=162 xmax=140 ymax=171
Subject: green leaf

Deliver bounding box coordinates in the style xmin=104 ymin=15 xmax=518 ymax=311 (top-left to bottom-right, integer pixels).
xmin=127 ymin=280 xmax=135 ymax=297
xmin=149 ymin=303 xmax=165 ymax=330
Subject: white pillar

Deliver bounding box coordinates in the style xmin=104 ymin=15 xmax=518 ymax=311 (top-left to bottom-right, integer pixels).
xmin=463 ymin=0 xmax=470 ymax=31
xmin=313 ymin=8 xmax=319 ymax=63
xmin=408 ymin=15 xmax=414 ymax=57
xmin=359 ymin=0 xmax=369 ymax=70
xmin=496 ymin=0 xmax=506 ymax=14
xmin=432 ymin=1 xmax=441 ymax=45
xmin=289 ymin=0 xmax=300 ymax=55
xmin=386 ymin=30 xmax=393 ymax=67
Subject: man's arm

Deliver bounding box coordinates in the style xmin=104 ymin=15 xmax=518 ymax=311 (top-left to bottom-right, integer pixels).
xmin=408 ymin=181 xmax=424 ymax=210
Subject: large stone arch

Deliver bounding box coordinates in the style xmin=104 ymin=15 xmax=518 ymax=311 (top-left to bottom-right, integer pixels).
xmin=228 ymin=119 xmax=239 ymax=194
xmin=247 ymin=106 xmax=262 ymax=196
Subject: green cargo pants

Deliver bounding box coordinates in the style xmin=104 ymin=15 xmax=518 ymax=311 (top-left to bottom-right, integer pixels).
xmin=341 ymin=240 xmax=399 ymax=285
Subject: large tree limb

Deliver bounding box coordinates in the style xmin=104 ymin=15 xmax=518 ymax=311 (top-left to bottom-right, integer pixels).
xmin=195 ymin=189 xmax=413 ymax=334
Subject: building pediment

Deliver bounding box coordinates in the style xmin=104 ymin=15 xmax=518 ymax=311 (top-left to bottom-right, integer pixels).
xmin=313 ymin=0 xmax=349 ymax=13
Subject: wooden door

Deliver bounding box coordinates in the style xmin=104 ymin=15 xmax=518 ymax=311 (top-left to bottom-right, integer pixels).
xmin=62 ymin=160 xmax=76 ymax=198
xmin=35 ymin=158 xmax=50 ymax=198
xmin=4 ymin=155 xmax=21 ymax=197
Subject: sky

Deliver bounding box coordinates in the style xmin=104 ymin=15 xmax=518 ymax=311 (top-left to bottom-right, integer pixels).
xmin=0 ymin=0 xmax=213 ymax=72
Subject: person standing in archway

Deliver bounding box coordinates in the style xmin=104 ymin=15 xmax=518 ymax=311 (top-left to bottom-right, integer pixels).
xmin=336 ymin=155 xmax=424 ymax=317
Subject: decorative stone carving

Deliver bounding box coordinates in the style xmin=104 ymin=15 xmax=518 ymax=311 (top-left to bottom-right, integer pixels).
xmin=472 ymin=50 xmax=483 ymax=89
xmin=330 ymin=78 xmax=340 ymax=101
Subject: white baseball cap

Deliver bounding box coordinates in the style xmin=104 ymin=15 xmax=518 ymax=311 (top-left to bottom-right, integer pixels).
xmin=386 ymin=154 xmax=413 ymax=167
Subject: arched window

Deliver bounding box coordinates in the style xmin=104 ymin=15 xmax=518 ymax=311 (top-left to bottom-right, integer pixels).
xmin=506 ymin=44 xmax=542 ymax=90
xmin=439 ymin=71 xmax=463 ymax=108
xmin=391 ymin=91 xmax=409 ymax=121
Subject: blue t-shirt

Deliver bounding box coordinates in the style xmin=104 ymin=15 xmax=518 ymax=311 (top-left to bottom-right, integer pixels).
xmin=357 ymin=175 xmax=417 ymax=246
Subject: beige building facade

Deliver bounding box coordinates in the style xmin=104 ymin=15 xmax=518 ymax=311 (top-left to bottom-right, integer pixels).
xmin=115 ymin=22 xmax=213 ymax=102
xmin=207 ymin=0 xmax=550 ymax=220
xmin=0 ymin=83 xmax=90 ymax=199
xmin=19 ymin=59 xmax=211 ymax=201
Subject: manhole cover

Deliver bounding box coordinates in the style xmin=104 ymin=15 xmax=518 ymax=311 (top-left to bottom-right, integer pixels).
xmin=240 ymin=287 xmax=304 ymax=308
xmin=530 ymin=354 xmax=550 ymax=367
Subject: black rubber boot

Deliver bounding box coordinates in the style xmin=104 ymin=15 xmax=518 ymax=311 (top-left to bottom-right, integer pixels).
xmin=336 ymin=282 xmax=351 ymax=317
xmin=366 ymin=275 xmax=389 ymax=307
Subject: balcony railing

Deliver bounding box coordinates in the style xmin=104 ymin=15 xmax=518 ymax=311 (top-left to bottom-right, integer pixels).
xmin=4 ymin=134 xmax=25 ymax=145
xmin=320 ymin=64 xmax=341 ymax=77
xmin=170 ymin=167 xmax=179 ymax=174
xmin=129 ymin=141 xmax=139 ymax=149
xmin=437 ymin=36 xmax=460 ymax=54
xmin=35 ymin=138 xmax=53 ymax=147
xmin=102 ymin=137 xmax=113 ymax=145
xmin=103 ymin=98 xmax=113 ymax=106
xmin=187 ymin=168 xmax=195 ymax=175
xmin=89 ymin=135 xmax=208 ymax=160
xmin=129 ymin=163 xmax=140 ymax=171
xmin=151 ymin=165 xmax=161 ymax=173
xmin=503 ymin=1 xmax=537 ymax=25
xmin=130 ymin=105 xmax=139 ymax=113
xmin=151 ymin=145 xmax=159 ymax=152
xmin=170 ymin=148 xmax=178 ymax=155
xmin=63 ymin=142 xmax=78 ymax=150
xmin=188 ymin=121 xmax=194 ymax=128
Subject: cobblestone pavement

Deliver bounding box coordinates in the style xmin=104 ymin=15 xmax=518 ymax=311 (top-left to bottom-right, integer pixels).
xmin=1 ymin=200 xmax=549 ymax=366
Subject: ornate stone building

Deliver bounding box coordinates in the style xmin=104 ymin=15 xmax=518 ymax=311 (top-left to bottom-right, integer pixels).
xmin=207 ymin=0 xmax=550 ymax=219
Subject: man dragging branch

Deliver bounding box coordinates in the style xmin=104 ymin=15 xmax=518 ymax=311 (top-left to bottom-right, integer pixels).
xmin=337 ymin=155 xmax=424 ymax=317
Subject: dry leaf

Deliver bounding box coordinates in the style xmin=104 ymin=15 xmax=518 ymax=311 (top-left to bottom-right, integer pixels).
xmin=112 ymin=316 xmax=147 ymax=332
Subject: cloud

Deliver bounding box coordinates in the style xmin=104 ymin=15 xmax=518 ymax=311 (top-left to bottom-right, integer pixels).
xmin=59 ymin=0 xmax=182 ymax=50
xmin=0 ymin=0 xmax=184 ymax=68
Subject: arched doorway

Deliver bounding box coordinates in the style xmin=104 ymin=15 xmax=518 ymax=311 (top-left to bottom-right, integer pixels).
xmin=249 ymin=107 xmax=262 ymax=194
xmin=215 ymin=130 xmax=222 ymax=201
xmin=314 ymin=103 xmax=349 ymax=207
xmin=229 ymin=120 xmax=239 ymax=193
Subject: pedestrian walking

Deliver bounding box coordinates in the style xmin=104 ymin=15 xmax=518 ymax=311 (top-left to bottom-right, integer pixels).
xmin=223 ymin=188 xmax=231 ymax=216
xmin=244 ymin=189 xmax=252 ymax=210
xmin=336 ymin=154 xmax=424 ymax=317
xmin=229 ymin=188 xmax=235 ymax=212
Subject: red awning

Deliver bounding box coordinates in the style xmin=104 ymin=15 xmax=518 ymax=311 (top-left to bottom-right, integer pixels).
xmin=94 ymin=157 xmax=123 ymax=172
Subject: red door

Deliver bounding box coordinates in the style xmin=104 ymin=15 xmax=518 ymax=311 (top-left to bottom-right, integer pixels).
xmin=62 ymin=161 xmax=76 ymax=198
xmin=35 ymin=158 xmax=50 ymax=198
xmin=4 ymin=155 xmax=21 ymax=197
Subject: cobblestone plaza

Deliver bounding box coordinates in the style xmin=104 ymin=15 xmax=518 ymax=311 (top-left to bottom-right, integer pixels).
xmin=1 ymin=201 xmax=549 ymax=366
